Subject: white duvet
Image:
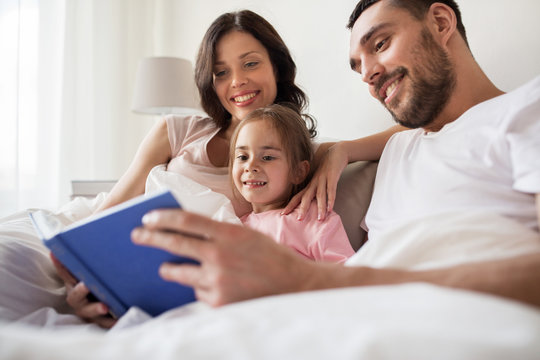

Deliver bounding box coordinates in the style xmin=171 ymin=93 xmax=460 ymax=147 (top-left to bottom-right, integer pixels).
xmin=1 ymin=165 xmax=540 ymax=359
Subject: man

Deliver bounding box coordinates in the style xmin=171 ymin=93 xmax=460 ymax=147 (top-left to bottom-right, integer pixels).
xmin=133 ymin=0 xmax=540 ymax=308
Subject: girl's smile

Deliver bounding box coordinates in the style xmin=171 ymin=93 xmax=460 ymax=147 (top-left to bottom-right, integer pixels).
xmin=232 ymin=119 xmax=293 ymax=213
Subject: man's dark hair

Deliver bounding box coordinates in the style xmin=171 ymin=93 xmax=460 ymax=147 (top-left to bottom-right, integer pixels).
xmin=346 ymin=0 xmax=468 ymax=47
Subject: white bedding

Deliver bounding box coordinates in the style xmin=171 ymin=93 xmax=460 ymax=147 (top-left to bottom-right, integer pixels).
xmin=2 ymin=285 xmax=540 ymax=359
xmin=1 ymin=165 xmax=540 ymax=359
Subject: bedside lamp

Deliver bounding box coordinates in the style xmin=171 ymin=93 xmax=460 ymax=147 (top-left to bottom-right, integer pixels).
xmin=131 ymin=57 xmax=201 ymax=115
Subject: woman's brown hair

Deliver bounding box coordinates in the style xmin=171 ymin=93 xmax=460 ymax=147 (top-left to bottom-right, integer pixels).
xmin=195 ymin=10 xmax=316 ymax=135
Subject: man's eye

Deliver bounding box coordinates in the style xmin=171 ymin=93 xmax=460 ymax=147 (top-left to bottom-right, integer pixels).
xmin=375 ymin=39 xmax=387 ymax=52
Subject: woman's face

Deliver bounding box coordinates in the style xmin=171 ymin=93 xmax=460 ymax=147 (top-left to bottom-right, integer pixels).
xmin=213 ymin=31 xmax=278 ymax=124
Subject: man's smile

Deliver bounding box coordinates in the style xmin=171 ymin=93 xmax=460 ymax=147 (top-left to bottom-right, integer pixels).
xmin=378 ymin=72 xmax=405 ymax=104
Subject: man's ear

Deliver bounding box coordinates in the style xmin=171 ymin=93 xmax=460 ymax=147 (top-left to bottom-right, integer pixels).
xmin=292 ymin=160 xmax=310 ymax=185
xmin=427 ymin=3 xmax=457 ymax=47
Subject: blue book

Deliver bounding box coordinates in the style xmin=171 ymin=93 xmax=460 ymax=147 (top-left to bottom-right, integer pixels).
xmin=29 ymin=190 xmax=198 ymax=318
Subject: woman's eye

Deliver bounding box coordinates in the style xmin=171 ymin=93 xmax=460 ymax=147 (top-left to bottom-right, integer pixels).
xmin=214 ymin=70 xmax=227 ymax=78
xmin=375 ymin=39 xmax=388 ymax=52
xmin=245 ymin=61 xmax=259 ymax=68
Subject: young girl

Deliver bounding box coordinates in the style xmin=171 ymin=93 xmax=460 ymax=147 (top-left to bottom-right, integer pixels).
xmin=230 ymin=104 xmax=355 ymax=263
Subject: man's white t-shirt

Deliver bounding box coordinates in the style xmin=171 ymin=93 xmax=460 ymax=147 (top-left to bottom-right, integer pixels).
xmin=365 ymin=76 xmax=540 ymax=241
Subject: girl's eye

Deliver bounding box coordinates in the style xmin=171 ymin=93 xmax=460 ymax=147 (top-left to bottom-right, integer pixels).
xmin=375 ymin=39 xmax=388 ymax=52
xmin=236 ymin=154 xmax=248 ymax=161
xmin=262 ymin=155 xmax=274 ymax=161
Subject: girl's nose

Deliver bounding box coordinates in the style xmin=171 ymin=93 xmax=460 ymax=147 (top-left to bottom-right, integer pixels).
xmin=245 ymin=161 xmax=258 ymax=172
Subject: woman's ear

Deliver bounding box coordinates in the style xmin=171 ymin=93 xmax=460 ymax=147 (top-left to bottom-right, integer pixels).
xmin=428 ymin=3 xmax=457 ymax=47
xmin=292 ymin=160 xmax=310 ymax=185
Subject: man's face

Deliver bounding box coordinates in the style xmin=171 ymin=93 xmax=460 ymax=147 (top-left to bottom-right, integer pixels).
xmin=349 ymin=1 xmax=456 ymax=129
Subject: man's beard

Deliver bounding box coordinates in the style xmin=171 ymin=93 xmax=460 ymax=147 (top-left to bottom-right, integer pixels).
xmin=376 ymin=28 xmax=456 ymax=129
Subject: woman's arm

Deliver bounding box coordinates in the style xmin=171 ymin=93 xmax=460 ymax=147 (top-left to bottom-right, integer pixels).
xmin=55 ymin=117 xmax=173 ymax=328
xmin=283 ymin=125 xmax=406 ymax=220
xmin=95 ymin=117 xmax=172 ymax=213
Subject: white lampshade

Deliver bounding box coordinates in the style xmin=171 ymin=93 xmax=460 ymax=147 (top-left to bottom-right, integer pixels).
xmin=131 ymin=57 xmax=201 ymax=115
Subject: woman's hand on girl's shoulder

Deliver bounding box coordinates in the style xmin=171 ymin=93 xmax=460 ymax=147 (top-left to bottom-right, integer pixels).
xmin=282 ymin=142 xmax=349 ymax=221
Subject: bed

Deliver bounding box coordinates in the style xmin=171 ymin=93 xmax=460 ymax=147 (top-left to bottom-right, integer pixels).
xmin=1 ymin=162 xmax=540 ymax=359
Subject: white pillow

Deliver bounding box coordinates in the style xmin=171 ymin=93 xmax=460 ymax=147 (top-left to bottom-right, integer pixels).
xmin=0 ymin=210 xmax=69 ymax=320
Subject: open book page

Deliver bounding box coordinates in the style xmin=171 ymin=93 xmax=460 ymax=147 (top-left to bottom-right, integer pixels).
xmin=30 ymin=210 xmax=66 ymax=240
xmin=32 ymin=190 xmax=174 ymax=240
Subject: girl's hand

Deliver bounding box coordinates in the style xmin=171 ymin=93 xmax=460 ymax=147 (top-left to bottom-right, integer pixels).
xmin=282 ymin=142 xmax=349 ymax=221
xmin=51 ymin=254 xmax=116 ymax=328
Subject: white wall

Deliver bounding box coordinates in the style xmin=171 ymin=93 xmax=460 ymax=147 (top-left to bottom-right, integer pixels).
xmin=147 ymin=0 xmax=540 ymax=142
xmin=63 ymin=0 xmax=540 ymax=199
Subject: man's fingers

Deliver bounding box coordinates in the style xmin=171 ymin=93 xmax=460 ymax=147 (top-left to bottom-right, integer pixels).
xmin=132 ymin=225 xmax=211 ymax=261
xmin=159 ymin=262 xmax=205 ymax=289
xmin=140 ymin=209 xmax=227 ymax=240
xmin=160 ymin=262 xmax=228 ymax=306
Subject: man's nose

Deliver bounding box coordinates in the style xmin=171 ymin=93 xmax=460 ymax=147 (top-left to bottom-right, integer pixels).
xmin=361 ymin=60 xmax=383 ymax=85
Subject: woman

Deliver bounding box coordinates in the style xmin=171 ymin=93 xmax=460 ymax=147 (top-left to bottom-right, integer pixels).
xmin=56 ymin=9 xmax=401 ymax=327
xmin=95 ymin=10 xmax=316 ymax=218
xmin=58 ymin=9 xmax=318 ymax=327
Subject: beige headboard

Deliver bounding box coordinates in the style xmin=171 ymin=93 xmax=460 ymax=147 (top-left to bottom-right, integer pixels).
xmin=333 ymin=161 xmax=378 ymax=251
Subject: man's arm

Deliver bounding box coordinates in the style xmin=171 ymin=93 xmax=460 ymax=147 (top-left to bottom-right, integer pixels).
xmin=132 ymin=209 xmax=540 ymax=308
xmin=283 ymin=125 xmax=406 ymax=220
xmin=326 ymin=253 xmax=540 ymax=308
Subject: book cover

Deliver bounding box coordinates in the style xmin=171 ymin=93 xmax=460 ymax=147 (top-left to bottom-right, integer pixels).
xmin=30 ymin=190 xmax=198 ymax=318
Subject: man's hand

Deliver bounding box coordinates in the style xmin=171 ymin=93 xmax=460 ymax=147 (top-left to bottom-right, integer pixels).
xmin=130 ymin=208 xmax=540 ymax=310
xmin=131 ymin=209 xmax=326 ymax=306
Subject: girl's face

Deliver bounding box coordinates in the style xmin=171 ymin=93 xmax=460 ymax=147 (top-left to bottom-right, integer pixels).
xmin=232 ymin=119 xmax=297 ymax=213
xmin=213 ymin=31 xmax=278 ymax=125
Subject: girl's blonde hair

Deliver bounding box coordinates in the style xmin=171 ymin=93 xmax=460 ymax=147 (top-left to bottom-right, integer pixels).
xmin=229 ymin=103 xmax=315 ymax=203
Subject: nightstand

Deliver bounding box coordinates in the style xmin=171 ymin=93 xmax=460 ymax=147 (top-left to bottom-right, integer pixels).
xmin=71 ymin=180 xmax=117 ymax=199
